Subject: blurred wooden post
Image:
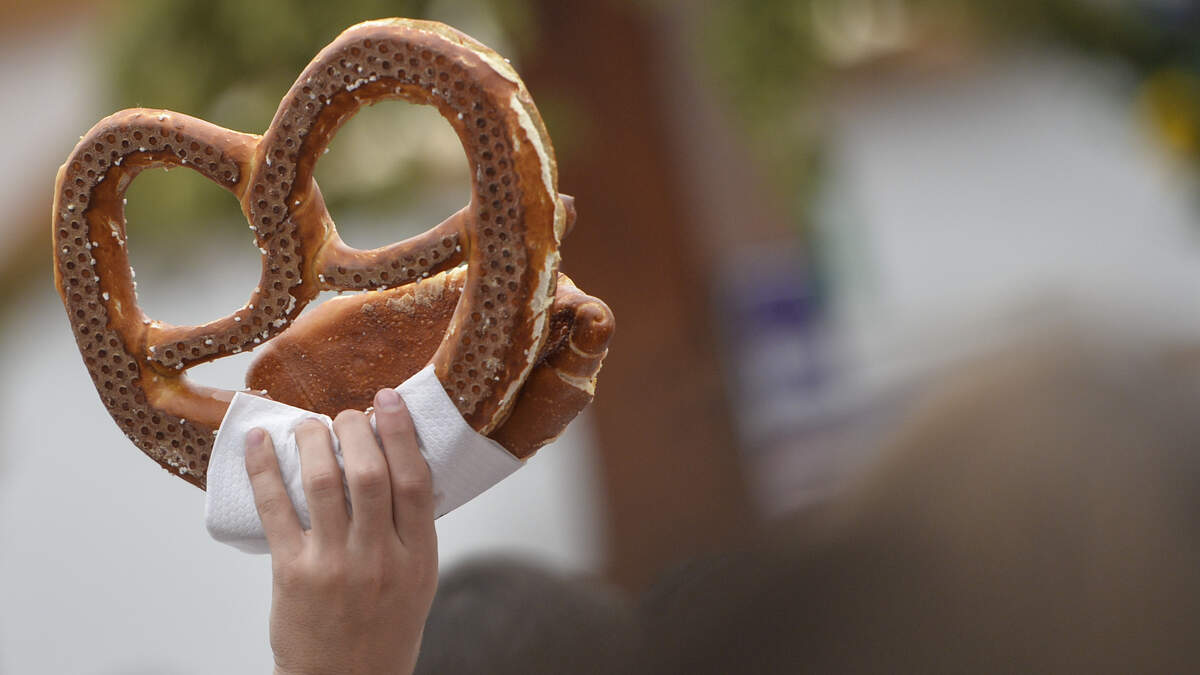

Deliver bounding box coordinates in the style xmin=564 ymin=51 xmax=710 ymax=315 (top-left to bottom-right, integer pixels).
xmin=522 ymin=1 xmax=754 ymax=589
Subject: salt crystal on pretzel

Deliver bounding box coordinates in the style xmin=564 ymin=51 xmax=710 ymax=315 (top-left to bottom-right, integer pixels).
xmin=52 ymin=18 xmax=613 ymax=488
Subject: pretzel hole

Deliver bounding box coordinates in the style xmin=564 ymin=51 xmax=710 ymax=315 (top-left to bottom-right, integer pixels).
xmin=121 ymin=160 xmax=259 ymax=329
xmin=311 ymin=94 xmax=470 ymax=255
xmin=184 ymin=348 xmax=259 ymax=393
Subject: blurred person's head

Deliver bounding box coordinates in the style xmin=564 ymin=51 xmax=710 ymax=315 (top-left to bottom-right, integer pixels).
xmin=640 ymin=326 xmax=1200 ymax=674
xmin=415 ymin=557 xmax=635 ymax=675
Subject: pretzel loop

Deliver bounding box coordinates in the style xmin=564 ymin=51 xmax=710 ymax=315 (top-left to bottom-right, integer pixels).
xmin=53 ymin=111 xmax=259 ymax=483
xmin=252 ymin=21 xmax=561 ymax=429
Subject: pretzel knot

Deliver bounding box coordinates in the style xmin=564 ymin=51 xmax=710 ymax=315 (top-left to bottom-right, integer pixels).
xmin=52 ymin=19 xmax=614 ymax=488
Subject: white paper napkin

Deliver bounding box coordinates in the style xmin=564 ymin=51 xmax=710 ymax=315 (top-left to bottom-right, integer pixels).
xmin=205 ymin=364 xmax=524 ymax=553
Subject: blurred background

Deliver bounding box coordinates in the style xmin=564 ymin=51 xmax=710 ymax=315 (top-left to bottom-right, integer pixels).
xmin=1 ymin=0 xmax=1199 ymax=672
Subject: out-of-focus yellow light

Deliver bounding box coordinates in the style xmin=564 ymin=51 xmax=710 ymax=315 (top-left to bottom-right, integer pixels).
xmin=1139 ymin=69 xmax=1200 ymax=160
xmin=811 ymin=0 xmax=914 ymax=66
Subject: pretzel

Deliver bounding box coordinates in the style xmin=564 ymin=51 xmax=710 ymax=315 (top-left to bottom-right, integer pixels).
xmin=52 ymin=19 xmax=602 ymax=488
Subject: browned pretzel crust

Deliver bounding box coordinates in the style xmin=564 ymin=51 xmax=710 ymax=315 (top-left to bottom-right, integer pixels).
xmin=52 ymin=19 xmax=583 ymax=487
xmin=245 ymin=269 xmax=613 ymax=458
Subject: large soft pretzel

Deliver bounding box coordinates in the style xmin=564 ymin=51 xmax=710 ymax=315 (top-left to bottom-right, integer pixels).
xmin=52 ymin=19 xmax=607 ymax=488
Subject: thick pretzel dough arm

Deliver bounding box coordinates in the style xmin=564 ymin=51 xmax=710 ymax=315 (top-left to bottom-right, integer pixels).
xmin=315 ymin=206 xmax=468 ymax=290
xmin=313 ymin=193 xmax=574 ymax=292
xmin=560 ymin=194 xmax=576 ymax=238
xmin=488 ymin=277 xmax=613 ymax=458
xmin=142 ymin=374 xmax=236 ymax=431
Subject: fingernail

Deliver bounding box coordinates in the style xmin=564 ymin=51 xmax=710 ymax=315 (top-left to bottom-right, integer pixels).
xmin=375 ymin=388 xmax=402 ymax=411
xmin=247 ymin=428 xmax=266 ymax=447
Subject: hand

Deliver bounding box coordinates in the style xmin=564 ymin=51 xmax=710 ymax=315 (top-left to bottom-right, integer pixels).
xmin=245 ymin=389 xmax=438 ymax=675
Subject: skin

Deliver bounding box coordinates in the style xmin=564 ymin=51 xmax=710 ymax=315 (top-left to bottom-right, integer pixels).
xmin=245 ymin=389 xmax=439 ymax=675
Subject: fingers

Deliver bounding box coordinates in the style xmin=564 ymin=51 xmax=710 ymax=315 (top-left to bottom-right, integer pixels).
xmin=332 ymin=409 xmax=392 ymax=540
xmin=245 ymin=428 xmax=303 ymax=557
xmin=295 ymin=418 xmax=349 ymax=545
xmin=373 ymin=388 xmax=435 ymax=550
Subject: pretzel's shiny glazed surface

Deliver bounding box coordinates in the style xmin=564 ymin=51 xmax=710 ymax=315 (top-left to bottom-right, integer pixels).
xmin=245 ymin=268 xmax=613 ymax=459
xmin=52 ymin=19 xmax=575 ymax=487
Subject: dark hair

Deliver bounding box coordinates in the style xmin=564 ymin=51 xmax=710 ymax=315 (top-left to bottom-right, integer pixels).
xmin=415 ymin=558 xmax=635 ymax=675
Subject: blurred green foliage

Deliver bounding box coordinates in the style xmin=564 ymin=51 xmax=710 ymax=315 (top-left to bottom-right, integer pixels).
xmin=109 ymin=0 xmax=431 ymax=132
xmin=701 ymin=0 xmax=829 ymax=233
xmin=105 ymin=0 xmax=1200 ymax=247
